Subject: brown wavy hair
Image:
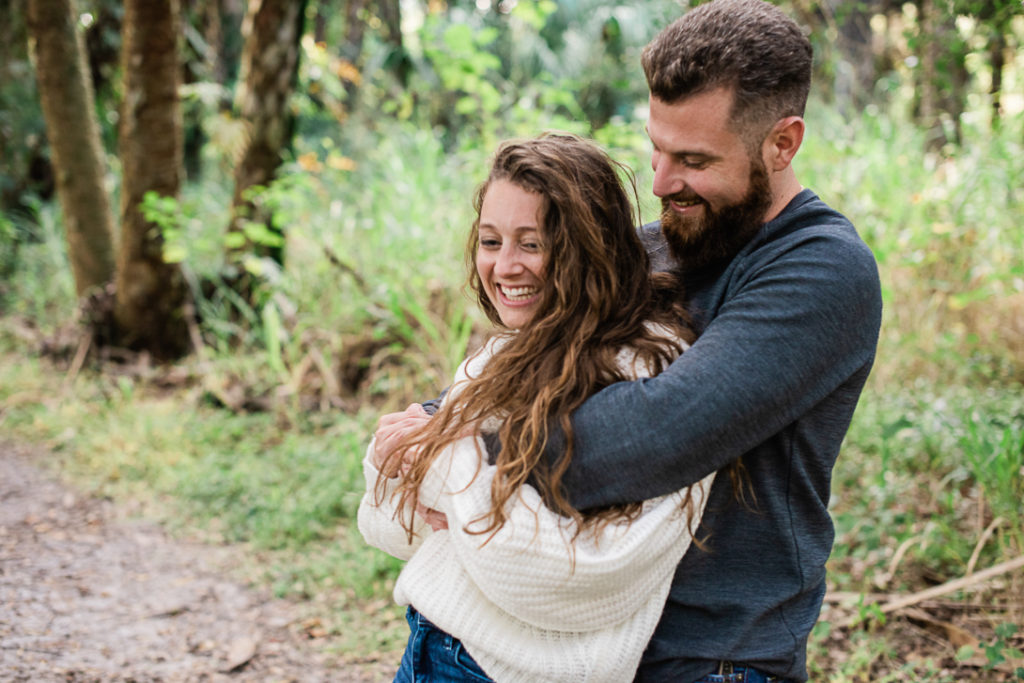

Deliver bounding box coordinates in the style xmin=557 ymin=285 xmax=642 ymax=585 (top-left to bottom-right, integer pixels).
xmin=377 ymin=133 xmax=696 ymax=539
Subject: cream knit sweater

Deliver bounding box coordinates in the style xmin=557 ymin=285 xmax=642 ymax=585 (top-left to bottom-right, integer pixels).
xmin=358 ymin=335 xmax=715 ymax=683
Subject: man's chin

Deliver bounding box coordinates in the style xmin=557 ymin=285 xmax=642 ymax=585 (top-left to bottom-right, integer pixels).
xmin=661 ymin=206 xmax=766 ymax=271
xmin=661 ymin=210 xmax=719 ymax=270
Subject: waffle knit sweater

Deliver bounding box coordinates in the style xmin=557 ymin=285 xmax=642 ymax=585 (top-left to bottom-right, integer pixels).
xmin=358 ymin=335 xmax=715 ymax=683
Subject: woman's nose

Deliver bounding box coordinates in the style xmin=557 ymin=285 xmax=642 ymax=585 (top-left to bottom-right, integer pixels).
xmin=494 ymin=246 xmax=523 ymax=276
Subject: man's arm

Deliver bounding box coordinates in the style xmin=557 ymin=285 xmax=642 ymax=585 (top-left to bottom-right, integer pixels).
xmin=554 ymin=231 xmax=882 ymax=510
xmin=418 ymin=433 xmax=715 ymax=631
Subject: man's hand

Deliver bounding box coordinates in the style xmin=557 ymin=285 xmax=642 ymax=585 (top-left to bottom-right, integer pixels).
xmin=372 ymin=403 xmax=431 ymax=478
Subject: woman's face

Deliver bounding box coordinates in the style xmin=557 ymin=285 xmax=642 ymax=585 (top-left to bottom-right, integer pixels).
xmin=476 ymin=179 xmax=546 ymax=329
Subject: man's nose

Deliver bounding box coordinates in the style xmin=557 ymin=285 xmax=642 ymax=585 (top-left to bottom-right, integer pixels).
xmin=651 ymin=155 xmax=684 ymax=198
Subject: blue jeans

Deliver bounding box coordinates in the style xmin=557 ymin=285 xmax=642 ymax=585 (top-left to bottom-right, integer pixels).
xmin=394 ymin=607 xmax=494 ymax=682
xmin=693 ymin=663 xmax=796 ymax=683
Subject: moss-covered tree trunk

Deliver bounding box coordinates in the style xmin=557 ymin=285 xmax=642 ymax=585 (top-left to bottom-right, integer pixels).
xmin=115 ymin=0 xmax=190 ymax=359
xmin=226 ymin=0 xmax=308 ymax=273
xmin=26 ymin=0 xmax=116 ymax=297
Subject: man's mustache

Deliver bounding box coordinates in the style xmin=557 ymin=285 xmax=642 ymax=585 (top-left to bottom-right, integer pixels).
xmin=662 ymin=192 xmax=704 ymax=206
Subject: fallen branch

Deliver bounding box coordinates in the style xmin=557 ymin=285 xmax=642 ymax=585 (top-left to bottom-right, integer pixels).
xmin=880 ymin=553 xmax=1024 ymax=614
xmin=966 ymin=516 xmax=1004 ymax=576
xmin=64 ymin=333 xmax=91 ymax=387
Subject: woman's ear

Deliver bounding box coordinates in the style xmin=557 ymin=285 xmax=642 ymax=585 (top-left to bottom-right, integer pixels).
xmin=763 ymin=116 xmax=805 ymax=171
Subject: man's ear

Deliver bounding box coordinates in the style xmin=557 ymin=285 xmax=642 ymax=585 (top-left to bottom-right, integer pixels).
xmin=763 ymin=116 xmax=804 ymax=171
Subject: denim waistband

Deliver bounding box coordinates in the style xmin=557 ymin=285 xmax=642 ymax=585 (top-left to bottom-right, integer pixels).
xmin=696 ymin=661 xmax=795 ymax=683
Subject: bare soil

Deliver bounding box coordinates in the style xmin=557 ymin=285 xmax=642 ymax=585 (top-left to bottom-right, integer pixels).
xmin=0 ymin=442 xmax=396 ymax=683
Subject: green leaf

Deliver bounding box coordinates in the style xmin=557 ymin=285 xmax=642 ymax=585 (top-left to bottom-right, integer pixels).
xmin=443 ymin=24 xmax=474 ymax=53
xmin=262 ymin=302 xmax=285 ymax=374
xmin=996 ymin=623 xmax=1019 ymax=639
xmin=455 ymin=95 xmax=478 ymax=116
xmin=163 ymin=243 xmax=188 ymax=264
xmin=223 ymin=232 xmax=247 ymax=250
xmin=955 ymin=644 xmax=975 ymax=661
xmin=242 ymin=221 xmax=286 ymax=248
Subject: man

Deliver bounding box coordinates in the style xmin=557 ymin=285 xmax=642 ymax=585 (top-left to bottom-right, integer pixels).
xmin=544 ymin=1 xmax=882 ymax=681
xmin=376 ymin=1 xmax=881 ymax=681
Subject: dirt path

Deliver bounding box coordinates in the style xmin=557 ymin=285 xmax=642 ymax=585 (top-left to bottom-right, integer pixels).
xmin=0 ymin=442 xmax=395 ymax=682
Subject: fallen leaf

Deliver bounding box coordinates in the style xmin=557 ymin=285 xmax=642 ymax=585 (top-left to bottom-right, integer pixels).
xmin=902 ymin=607 xmax=979 ymax=649
xmin=220 ymin=635 xmax=259 ymax=672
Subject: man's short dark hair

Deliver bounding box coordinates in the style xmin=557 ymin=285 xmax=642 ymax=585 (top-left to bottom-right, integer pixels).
xmin=641 ymin=0 xmax=812 ymax=144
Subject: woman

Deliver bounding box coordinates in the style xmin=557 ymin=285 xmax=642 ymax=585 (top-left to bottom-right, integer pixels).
xmin=358 ymin=134 xmax=715 ymax=683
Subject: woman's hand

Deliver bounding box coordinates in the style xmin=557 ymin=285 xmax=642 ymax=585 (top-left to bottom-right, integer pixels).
xmin=416 ymin=503 xmax=449 ymax=531
xmin=372 ymin=403 xmax=431 ymax=477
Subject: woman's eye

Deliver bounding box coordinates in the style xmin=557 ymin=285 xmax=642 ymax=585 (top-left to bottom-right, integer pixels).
xmin=480 ymin=238 xmax=501 ymax=249
xmin=522 ymin=242 xmax=540 ymax=251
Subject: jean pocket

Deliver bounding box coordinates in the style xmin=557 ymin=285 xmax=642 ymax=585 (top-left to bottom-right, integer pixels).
xmin=452 ymin=641 xmax=494 ymax=682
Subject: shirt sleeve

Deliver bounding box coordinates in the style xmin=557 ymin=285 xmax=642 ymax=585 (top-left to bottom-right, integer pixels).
xmin=357 ymin=343 xmax=495 ymax=560
xmin=417 ymin=435 xmax=715 ymax=631
xmin=555 ymin=231 xmax=882 ymax=510
xmin=356 ymin=438 xmax=431 ymax=561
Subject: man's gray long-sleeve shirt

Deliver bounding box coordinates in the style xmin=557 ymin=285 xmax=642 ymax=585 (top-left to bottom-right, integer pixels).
xmin=551 ymin=189 xmax=883 ymax=682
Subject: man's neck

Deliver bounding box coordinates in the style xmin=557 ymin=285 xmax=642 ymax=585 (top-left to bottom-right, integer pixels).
xmin=764 ymin=168 xmax=803 ymax=224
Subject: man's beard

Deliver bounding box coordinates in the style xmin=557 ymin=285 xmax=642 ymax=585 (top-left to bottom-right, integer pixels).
xmin=660 ymin=160 xmax=773 ymax=271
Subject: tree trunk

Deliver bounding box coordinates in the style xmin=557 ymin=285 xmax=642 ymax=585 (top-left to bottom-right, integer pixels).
xmin=313 ymin=0 xmax=332 ymax=44
xmin=379 ymin=0 xmax=402 ymax=49
xmin=989 ymin=27 xmax=1006 ymax=128
xmin=916 ymin=0 xmax=944 ymax=151
xmin=828 ymin=0 xmax=877 ymax=114
xmin=338 ymin=0 xmax=370 ymax=104
xmin=227 ymin=0 xmax=308 ymax=270
xmin=342 ymin=0 xmax=369 ymax=63
xmin=115 ymin=0 xmax=190 ymax=359
xmin=378 ymin=0 xmax=409 ymax=86
xmin=26 ymin=0 xmax=116 ymax=297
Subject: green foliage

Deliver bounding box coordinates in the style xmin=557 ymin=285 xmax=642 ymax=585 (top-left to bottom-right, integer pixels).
xmin=959 ymin=409 xmax=1024 ymax=548
xmin=837 ymin=380 xmax=1024 ymax=593
xmin=426 ymin=22 xmax=502 ymax=117
xmin=0 ymin=12 xmax=47 ymax=212
xmin=957 ymin=622 xmax=1024 ymax=674
xmin=0 ymin=212 xmax=23 ymax=291
xmin=0 ymin=202 xmax=76 ymax=324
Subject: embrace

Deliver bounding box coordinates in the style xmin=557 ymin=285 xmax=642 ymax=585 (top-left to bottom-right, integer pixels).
xmin=359 ymin=1 xmax=883 ymax=682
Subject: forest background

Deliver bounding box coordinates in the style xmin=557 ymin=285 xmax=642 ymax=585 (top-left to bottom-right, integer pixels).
xmin=1 ymin=0 xmax=1023 ymax=679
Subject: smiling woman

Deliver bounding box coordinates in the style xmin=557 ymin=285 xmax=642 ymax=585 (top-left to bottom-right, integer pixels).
xmin=358 ymin=133 xmax=713 ymax=683
xmin=475 ymin=179 xmax=545 ymax=329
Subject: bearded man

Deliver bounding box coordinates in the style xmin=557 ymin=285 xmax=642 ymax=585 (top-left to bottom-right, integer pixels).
xmin=546 ymin=1 xmax=883 ymax=681
xmin=375 ymin=0 xmax=881 ymax=680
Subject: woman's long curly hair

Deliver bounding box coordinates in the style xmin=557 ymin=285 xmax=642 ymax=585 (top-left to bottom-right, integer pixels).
xmin=378 ymin=133 xmax=697 ymax=539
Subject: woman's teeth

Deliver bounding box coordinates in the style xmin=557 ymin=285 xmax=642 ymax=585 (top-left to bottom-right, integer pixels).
xmin=500 ymin=285 xmax=536 ymax=300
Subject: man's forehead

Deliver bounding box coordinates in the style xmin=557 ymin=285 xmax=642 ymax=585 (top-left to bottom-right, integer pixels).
xmin=646 ymin=91 xmax=744 ymax=153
